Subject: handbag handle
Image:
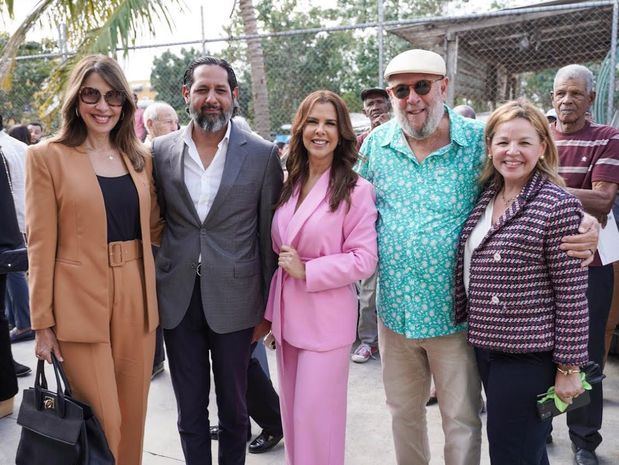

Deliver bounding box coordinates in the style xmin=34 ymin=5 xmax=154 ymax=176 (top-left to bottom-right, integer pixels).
xmin=51 ymin=353 xmax=73 ymax=397
xmin=33 ymin=354 xmax=73 ymax=417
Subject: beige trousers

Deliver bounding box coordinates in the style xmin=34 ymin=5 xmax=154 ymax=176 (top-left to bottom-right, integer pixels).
xmin=379 ymin=321 xmax=482 ymax=465
xmin=58 ymin=241 xmax=155 ymax=465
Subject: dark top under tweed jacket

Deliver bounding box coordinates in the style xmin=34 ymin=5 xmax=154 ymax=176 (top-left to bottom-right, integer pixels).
xmin=454 ymin=171 xmax=589 ymax=365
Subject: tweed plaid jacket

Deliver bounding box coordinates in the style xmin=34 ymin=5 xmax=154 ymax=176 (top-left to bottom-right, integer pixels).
xmin=454 ymin=171 xmax=589 ymax=366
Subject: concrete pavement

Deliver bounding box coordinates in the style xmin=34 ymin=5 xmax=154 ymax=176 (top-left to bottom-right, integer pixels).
xmin=1 ymin=339 xmax=618 ymax=464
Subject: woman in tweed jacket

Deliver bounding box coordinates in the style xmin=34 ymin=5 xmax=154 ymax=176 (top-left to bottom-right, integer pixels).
xmin=454 ymin=99 xmax=589 ymax=464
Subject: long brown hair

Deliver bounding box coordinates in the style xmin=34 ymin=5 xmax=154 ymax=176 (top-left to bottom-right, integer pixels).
xmin=479 ymin=98 xmax=564 ymax=189
xmin=277 ymin=90 xmax=358 ymax=212
xmin=55 ymin=54 xmax=147 ymax=172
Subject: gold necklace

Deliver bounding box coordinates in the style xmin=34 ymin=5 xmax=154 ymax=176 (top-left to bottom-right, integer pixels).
xmin=500 ymin=189 xmax=519 ymax=207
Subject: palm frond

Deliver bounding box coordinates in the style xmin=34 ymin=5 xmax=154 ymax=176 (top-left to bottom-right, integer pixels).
xmin=2 ymin=0 xmax=184 ymax=120
xmin=0 ymin=0 xmax=55 ymax=89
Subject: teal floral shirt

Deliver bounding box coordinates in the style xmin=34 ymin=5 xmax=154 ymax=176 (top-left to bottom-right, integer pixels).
xmin=357 ymin=106 xmax=486 ymax=339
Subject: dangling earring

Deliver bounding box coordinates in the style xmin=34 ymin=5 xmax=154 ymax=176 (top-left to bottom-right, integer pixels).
xmin=75 ymin=108 xmax=80 ymax=118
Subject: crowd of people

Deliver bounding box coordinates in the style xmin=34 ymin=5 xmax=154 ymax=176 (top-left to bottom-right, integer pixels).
xmin=0 ymin=45 xmax=618 ymax=465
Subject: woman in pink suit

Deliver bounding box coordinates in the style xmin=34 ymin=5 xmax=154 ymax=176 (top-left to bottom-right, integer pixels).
xmin=264 ymin=90 xmax=378 ymax=465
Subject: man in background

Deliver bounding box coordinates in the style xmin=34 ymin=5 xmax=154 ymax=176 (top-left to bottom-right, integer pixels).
xmin=143 ymin=101 xmax=179 ymax=150
xmin=551 ymin=63 xmax=619 ymax=465
xmin=27 ymin=122 xmax=43 ymax=144
xmin=351 ymin=87 xmax=391 ymax=364
xmin=142 ymin=101 xmax=180 ymax=379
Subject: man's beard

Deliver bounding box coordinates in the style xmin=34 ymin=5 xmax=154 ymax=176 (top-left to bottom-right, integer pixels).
xmin=394 ymin=100 xmax=444 ymax=140
xmin=190 ymin=104 xmax=234 ymax=133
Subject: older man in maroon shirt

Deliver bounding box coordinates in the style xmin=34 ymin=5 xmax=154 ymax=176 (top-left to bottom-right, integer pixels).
xmin=551 ymin=63 xmax=619 ymax=465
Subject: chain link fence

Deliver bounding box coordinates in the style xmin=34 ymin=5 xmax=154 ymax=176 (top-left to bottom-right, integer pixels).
xmin=1 ymin=1 xmax=617 ymax=142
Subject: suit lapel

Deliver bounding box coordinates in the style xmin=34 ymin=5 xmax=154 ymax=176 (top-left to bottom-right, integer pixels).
xmin=204 ymin=123 xmax=247 ymax=226
xmin=73 ymin=147 xmax=108 ymax=243
xmin=477 ymin=170 xmax=546 ymax=249
xmin=169 ymin=134 xmax=201 ymax=226
xmin=284 ymin=169 xmax=330 ymax=246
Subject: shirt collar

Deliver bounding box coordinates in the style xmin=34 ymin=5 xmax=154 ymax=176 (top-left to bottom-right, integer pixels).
xmin=445 ymin=105 xmax=474 ymax=148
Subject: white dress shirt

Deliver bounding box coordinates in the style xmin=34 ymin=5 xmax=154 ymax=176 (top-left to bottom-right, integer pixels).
xmin=464 ymin=200 xmax=493 ymax=294
xmin=182 ymin=121 xmax=230 ymax=223
xmin=0 ymin=130 xmax=28 ymax=233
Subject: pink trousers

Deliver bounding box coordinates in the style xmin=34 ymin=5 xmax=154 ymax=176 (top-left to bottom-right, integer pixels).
xmin=276 ymin=340 xmax=351 ymax=465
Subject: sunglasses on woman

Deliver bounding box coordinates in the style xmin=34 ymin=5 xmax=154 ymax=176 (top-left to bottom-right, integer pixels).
xmin=389 ymin=77 xmax=444 ymax=99
xmin=79 ymin=87 xmax=126 ymax=107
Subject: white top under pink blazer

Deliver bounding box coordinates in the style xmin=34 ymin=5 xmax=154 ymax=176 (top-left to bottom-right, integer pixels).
xmin=265 ymin=169 xmax=378 ymax=352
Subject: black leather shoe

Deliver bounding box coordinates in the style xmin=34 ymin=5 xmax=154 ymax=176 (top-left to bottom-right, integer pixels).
xmin=248 ymin=430 xmax=283 ymax=454
xmin=574 ymin=448 xmax=599 ymax=465
xmin=210 ymin=425 xmax=252 ymax=442
xmin=13 ymin=360 xmax=31 ymax=377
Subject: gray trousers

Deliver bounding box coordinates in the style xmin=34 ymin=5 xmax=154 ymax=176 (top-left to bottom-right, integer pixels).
xmin=356 ymin=270 xmax=378 ymax=347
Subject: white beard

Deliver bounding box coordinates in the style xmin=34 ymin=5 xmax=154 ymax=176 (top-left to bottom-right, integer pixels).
xmin=394 ymin=100 xmax=444 ymax=140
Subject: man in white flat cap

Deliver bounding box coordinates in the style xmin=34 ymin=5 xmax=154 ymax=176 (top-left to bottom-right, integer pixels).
xmin=356 ymin=49 xmax=600 ymax=465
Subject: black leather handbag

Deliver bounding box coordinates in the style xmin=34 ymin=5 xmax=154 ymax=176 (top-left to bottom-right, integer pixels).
xmin=15 ymin=354 xmax=115 ymax=465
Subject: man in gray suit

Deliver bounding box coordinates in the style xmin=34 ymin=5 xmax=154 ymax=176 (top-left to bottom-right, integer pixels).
xmin=152 ymin=56 xmax=283 ymax=465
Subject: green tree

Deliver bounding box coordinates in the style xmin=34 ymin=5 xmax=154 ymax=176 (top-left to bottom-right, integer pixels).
xmin=223 ymin=0 xmax=479 ymax=132
xmin=224 ymin=0 xmax=364 ymax=132
xmin=0 ymin=0 xmax=182 ymax=121
xmin=0 ymin=33 xmax=57 ymax=125
xmin=150 ymin=48 xmax=202 ymax=125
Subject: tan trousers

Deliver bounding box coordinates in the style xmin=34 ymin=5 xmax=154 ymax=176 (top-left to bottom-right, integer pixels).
xmin=379 ymin=321 xmax=482 ymax=465
xmin=58 ymin=240 xmax=155 ymax=465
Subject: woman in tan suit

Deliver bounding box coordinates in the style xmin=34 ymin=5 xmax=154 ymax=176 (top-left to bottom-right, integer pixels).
xmin=26 ymin=55 xmax=163 ymax=465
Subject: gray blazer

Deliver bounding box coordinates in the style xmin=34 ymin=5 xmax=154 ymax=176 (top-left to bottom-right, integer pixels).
xmin=152 ymin=122 xmax=283 ymax=332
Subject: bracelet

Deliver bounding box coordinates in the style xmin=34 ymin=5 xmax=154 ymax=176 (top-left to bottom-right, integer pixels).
xmin=557 ymin=366 xmax=580 ymax=376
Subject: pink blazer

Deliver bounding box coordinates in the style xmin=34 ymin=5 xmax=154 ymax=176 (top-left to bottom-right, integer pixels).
xmin=265 ymin=169 xmax=378 ymax=351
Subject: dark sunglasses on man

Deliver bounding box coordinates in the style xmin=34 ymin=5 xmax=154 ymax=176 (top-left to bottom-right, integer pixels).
xmin=79 ymin=87 xmax=126 ymax=107
xmin=389 ymin=77 xmax=444 ymax=99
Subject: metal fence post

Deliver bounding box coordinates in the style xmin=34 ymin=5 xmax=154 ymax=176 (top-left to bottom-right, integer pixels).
xmin=201 ymin=6 xmax=207 ymax=55
xmin=608 ymin=0 xmax=618 ymax=123
xmin=378 ymin=0 xmax=384 ymax=88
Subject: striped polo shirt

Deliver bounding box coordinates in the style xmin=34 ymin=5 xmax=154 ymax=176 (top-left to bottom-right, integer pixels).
xmin=552 ymin=120 xmax=619 ymax=266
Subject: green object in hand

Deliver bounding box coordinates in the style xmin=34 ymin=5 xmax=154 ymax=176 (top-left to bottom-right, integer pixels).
xmin=537 ymin=372 xmax=592 ymax=413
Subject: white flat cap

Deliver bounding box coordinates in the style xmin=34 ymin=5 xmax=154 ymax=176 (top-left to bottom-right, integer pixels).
xmin=384 ymin=49 xmax=446 ymax=80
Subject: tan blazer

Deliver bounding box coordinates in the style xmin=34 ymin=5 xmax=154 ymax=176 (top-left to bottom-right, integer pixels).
xmin=25 ymin=141 xmax=163 ymax=343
